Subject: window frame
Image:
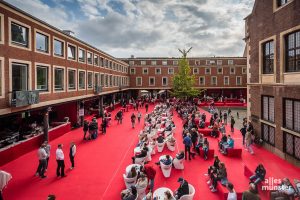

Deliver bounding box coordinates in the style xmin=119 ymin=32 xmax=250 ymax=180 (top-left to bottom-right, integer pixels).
xmin=87 ymin=71 xmax=93 ymax=89
xmin=262 ymin=95 xmax=275 ymax=123
xmin=78 ymin=70 xmax=86 ymax=90
xmin=9 ymin=59 xmax=32 ymax=93
xmin=0 ymin=57 xmax=4 ymax=98
xmin=78 ymin=48 xmax=86 ymax=63
xmin=34 ymin=29 xmax=50 ymax=55
xmin=53 ymin=66 xmax=65 ymax=93
xmin=35 ymin=63 xmax=50 ymax=93
xmin=67 ymin=42 xmax=77 ymax=61
xmin=130 ymin=68 xmax=136 ymax=75
xmin=261 ymin=123 xmax=276 ymax=146
xmin=53 ymin=37 xmax=65 ymax=59
xmin=173 ymin=60 xmax=178 ymax=66
xmin=283 ymin=98 xmax=300 ymax=133
xmin=262 ymin=40 xmax=275 ymax=74
xmin=94 ymin=54 xmax=99 ymax=66
xmin=149 ymin=77 xmax=155 ymax=86
xmin=205 ymin=68 xmax=211 ymax=75
xmin=0 ymin=14 xmax=4 ymax=44
xmin=242 ymin=67 xmax=247 ymax=74
xmin=155 ymin=68 xmax=161 ymax=74
xmin=285 ymin=30 xmax=300 ymax=73
xmin=217 ymin=67 xmax=223 ymax=74
xmin=230 ymin=67 xmax=236 ymax=74
xmin=228 ymin=60 xmax=234 ymax=65
xmin=236 ymin=76 xmax=242 ymax=86
xmin=162 ymin=61 xmax=167 ymax=66
xmin=151 ymin=60 xmax=157 ymax=66
xmin=67 ymin=67 xmax=77 ymax=91
xmin=162 ymin=77 xmax=168 ymax=86
xmin=136 ymin=77 xmax=142 ymax=86
xmin=283 ymin=131 xmax=300 ymax=160
xmin=199 ymin=76 xmax=205 ymax=86
xmin=217 ymin=60 xmax=222 ymax=65
xmin=87 ymin=51 xmax=93 ymax=65
xmin=211 ymin=76 xmax=217 ymax=86
xmin=193 ymin=68 xmax=199 ymax=74
xmin=143 ymin=68 xmax=149 ymax=75
xmin=141 ymin=61 xmax=146 ymax=65
xmin=224 ymin=76 xmax=229 ymax=86
xmin=9 ymin=18 xmax=32 ymax=51
xmin=168 ymin=68 xmax=174 ymax=74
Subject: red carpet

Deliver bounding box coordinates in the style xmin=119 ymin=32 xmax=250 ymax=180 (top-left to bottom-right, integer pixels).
xmin=0 ymin=105 xmax=299 ymax=200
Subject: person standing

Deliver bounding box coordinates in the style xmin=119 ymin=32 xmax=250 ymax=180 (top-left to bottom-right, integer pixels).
xmin=142 ymin=164 xmax=156 ymax=192
xmin=116 ymin=110 xmax=123 ymax=124
xmin=230 ymin=116 xmax=235 ymax=133
xmin=83 ymin=120 xmax=89 ymax=140
xmin=101 ymin=118 xmax=107 ymax=134
xmin=0 ymin=170 xmax=12 ymax=200
xmin=69 ymin=142 xmax=76 ymax=169
xmin=56 ymin=144 xmax=65 ymax=177
xmin=245 ymin=130 xmax=254 ymax=154
xmin=183 ymin=133 xmax=193 ymax=160
xmin=44 ymin=141 xmax=51 ymax=171
xmin=131 ymin=113 xmax=136 ymax=128
xmin=145 ymin=103 xmax=149 ymax=113
xmin=137 ymin=111 xmax=142 ymax=123
xmin=223 ymin=112 xmax=228 ymax=125
xmin=36 ymin=143 xmax=47 ymax=178
xmin=228 ymin=108 xmax=232 ymax=116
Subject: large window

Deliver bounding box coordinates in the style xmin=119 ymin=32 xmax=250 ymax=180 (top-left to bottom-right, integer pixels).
xmin=199 ymin=77 xmax=205 ymax=85
xmin=217 ymin=67 xmax=223 ymax=74
xmin=87 ymin=52 xmax=93 ymax=64
xmin=36 ymin=32 xmax=49 ymax=53
xmin=151 ymin=61 xmax=157 ymax=66
xmin=228 ymin=60 xmax=234 ymax=65
xmin=173 ymin=60 xmax=178 ymax=65
xmin=193 ymin=68 xmax=199 ymax=74
xmin=236 ymin=76 xmax=242 ymax=85
xmin=54 ymin=39 xmax=64 ymax=57
xmin=224 ymin=76 xmax=229 ymax=85
xmin=54 ymin=68 xmax=64 ymax=91
xmin=94 ymin=55 xmax=99 ymax=66
xmin=284 ymin=99 xmax=300 ymax=132
xmin=283 ymin=132 xmax=300 ymax=160
xmin=217 ymin=60 xmax=222 ymax=65
xmin=262 ymin=123 xmax=275 ymax=146
xmin=67 ymin=44 xmax=76 ymax=60
xmin=100 ymin=74 xmax=104 ymax=86
xmin=78 ymin=49 xmax=85 ymax=62
xmin=285 ymin=30 xmax=300 ymax=72
xmin=79 ymin=71 xmax=86 ymax=89
xmin=168 ymin=68 xmax=174 ymax=74
xmin=136 ymin=77 xmax=142 ymax=86
xmin=87 ymin=72 xmax=93 ymax=88
xmin=162 ymin=61 xmax=167 ymax=65
xmin=36 ymin=66 xmax=48 ymax=91
xmin=162 ymin=77 xmax=168 ymax=86
xmin=277 ymin=0 xmax=290 ymax=7
xmin=94 ymin=73 xmax=99 ymax=87
xmin=11 ymin=22 xmax=29 ymax=47
xmin=130 ymin=68 xmax=136 ymax=74
xmin=68 ymin=69 xmax=76 ymax=90
xmin=155 ymin=68 xmax=161 ymax=74
xmin=143 ymin=68 xmax=148 ymax=74
xmin=211 ymin=76 xmax=217 ymax=86
xmin=205 ymin=68 xmax=211 ymax=74
xmin=141 ymin=61 xmax=146 ymax=65
xmin=149 ymin=77 xmax=155 ymax=86
xmin=230 ymin=67 xmax=235 ymax=74
xmin=262 ymin=96 xmax=275 ymax=123
xmin=263 ymin=40 xmax=274 ymax=74
xmin=12 ymin=63 xmax=28 ymax=91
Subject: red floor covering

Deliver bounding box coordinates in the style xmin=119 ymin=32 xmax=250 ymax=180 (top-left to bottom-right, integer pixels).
xmin=1 ymin=105 xmax=299 ymax=200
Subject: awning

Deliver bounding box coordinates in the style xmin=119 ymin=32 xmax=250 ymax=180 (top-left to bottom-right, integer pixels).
xmin=140 ymin=90 xmax=149 ymax=93
xmin=158 ymin=90 xmax=166 ymax=94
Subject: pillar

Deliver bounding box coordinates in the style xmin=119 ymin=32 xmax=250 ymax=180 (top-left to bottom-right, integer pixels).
xmin=99 ymin=96 xmax=103 ymax=117
xmin=43 ymin=107 xmax=50 ymax=142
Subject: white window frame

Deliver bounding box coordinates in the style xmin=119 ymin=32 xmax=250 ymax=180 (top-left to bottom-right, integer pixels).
xmin=230 ymin=67 xmax=236 ymax=74
xmin=136 ymin=77 xmax=142 ymax=86
xmin=162 ymin=61 xmax=167 ymax=66
xmin=217 ymin=67 xmax=223 ymax=74
xmin=0 ymin=57 xmax=5 ymax=98
xmin=130 ymin=68 xmax=136 ymax=74
xmin=94 ymin=54 xmax=99 ymax=66
xmin=34 ymin=29 xmax=51 ymax=56
xmin=129 ymin=61 xmax=134 ymax=66
xmin=87 ymin=51 xmax=93 ymax=65
xmin=217 ymin=60 xmax=222 ymax=65
xmin=87 ymin=71 xmax=93 ymax=90
xmin=94 ymin=72 xmax=100 ymax=87
xmin=168 ymin=68 xmax=174 ymax=74
xmin=0 ymin=14 xmax=4 ymax=45
xmin=143 ymin=68 xmax=149 ymax=74
xmin=151 ymin=60 xmax=157 ymax=66
xmin=67 ymin=42 xmax=77 ymax=61
xmin=155 ymin=68 xmax=161 ymax=74
xmin=78 ymin=48 xmax=86 ymax=63
xmin=9 ymin=59 xmax=32 ymax=94
xmin=228 ymin=60 xmax=234 ymax=65
xmin=211 ymin=76 xmax=217 ymax=86
xmin=52 ymin=65 xmax=65 ymax=93
xmin=224 ymin=76 xmax=229 ymax=85
xmin=206 ymin=60 xmax=210 ymax=65
xmin=78 ymin=69 xmax=86 ymax=90
xmin=242 ymin=67 xmax=247 ymax=74
xmin=199 ymin=76 xmax=205 ymax=86
xmin=162 ymin=77 xmax=168 ymax=86
xmin=173 ymin=60 xmax=178 ymax=65
xmin=205 ymin=68 xmax=211 ymax=74
xmin=53 ymin=36 xmax=65 ymax=59
xmin=236 ymin=76 xmax=242 ymax=85
xmin=35 ymin=63 xmax=51 ymax=94
xmin=67 ymin=67 xmax=77 ymax=91
xmin=141 ymin=60 xmax=146 ymax=65
xmin=149 ymin=77 xmax=155 ymax=86
xmin=193 ymin=68 xmax=199 ymax=74
xmin=9 ymin=18 xmax=32 ymax=51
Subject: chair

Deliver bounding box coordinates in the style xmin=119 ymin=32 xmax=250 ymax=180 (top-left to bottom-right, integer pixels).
xmin=136 ymin=185 xmax=147 ymax=200
xmin=135 ymin=157 xmax=146 ymax=165
xmin=156 ymin=141 xmax=165 ymax=153
xmin=160 ymin=162 xmax=172 ymax=178
xmin=179 ymin=184 xmax=195 ymax=200
xmin=173 ymin=158 xmax=184 ymax=170
xmin=166 ymin=140 xmax=176 ymax=152
xmin=123 ymin=174 xmax=137 ymax=189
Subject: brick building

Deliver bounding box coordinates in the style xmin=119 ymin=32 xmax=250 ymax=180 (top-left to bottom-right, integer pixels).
xmin=245 ymin=0 xmax=300 ymax=165
xmin=122 ymin=57 xmax=247 ymax=98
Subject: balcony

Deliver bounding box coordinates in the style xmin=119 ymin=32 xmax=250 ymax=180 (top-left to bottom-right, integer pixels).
xmin=11 ymin=90 xmax=40 ymax=107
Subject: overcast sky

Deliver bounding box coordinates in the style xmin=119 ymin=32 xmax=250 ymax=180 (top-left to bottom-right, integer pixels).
xmin=6 ymin=0 xmax=255 ymax=58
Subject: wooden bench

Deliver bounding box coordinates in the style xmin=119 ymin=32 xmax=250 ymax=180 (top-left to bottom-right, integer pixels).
xmin=226 ymin=148 xmax=242 ymax=158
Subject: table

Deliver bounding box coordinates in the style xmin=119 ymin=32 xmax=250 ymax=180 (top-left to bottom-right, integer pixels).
xmin=134 ymin=147 xmax=141 ymax=155
xmin=159 ymin=155 xmax=173 ymax=161
xmin=153 ymin=187 xmax=173 ymax=199
xmin=125 ymin=164 xmax=141 ymax=175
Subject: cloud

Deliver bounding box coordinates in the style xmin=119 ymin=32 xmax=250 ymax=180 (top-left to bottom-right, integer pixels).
xmin=5 ymin=0 xmax=255 ymax=58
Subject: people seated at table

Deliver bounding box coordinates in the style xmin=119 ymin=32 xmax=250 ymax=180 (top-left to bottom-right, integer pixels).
xmin=121 ymin=185 xmax=137 ymax=200
xmin=174 ymin=177 xmax=189 ymax=199
xmin=207 ymin=162 xmax=228 ymax=192
xmin=135 ymin=174 xmax=148 ymax=190
xmin=220 ymin=135 xmax=235 ymax=154
xmin=127 ymin=166 xmax=137 ymax=178
xmin=270 ymin=178 xmax=296 ymax=200
xmin=155 ymin=155 xmax=172 ymax=166
xmin=226 ymin=182 xmax=237 ymax=200
xmin=132 ymin=147 xmax=147 ymax=164
xmin=202 ymin=138 xmax=209 ymax=160
xmin=164 ymin=190 xmax=176 ymax=200
xmin=250 ymin=164 xmax=266 ymax=185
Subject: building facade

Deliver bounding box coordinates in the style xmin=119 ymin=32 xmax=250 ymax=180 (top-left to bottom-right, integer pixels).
xmin=245 ymin=0 xmax=300 ymax=165
xmin=122 ymin=57 xmax=247 ymax=98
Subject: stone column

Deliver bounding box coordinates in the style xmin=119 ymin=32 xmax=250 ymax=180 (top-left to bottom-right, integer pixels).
xmin=99 ymin=96 xmax=103 ymax=117
xmin=43 ymin=107 xmax=50 ymax=142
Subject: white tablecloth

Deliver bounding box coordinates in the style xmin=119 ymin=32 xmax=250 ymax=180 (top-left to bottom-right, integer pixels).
xmin=153 ymin=187 xmax=173 ymax=199
xmin=125 ymin=164 xmax=141 ymax=175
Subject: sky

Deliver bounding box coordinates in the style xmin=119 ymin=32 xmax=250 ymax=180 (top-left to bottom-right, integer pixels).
xmin=6 ymin=0 xmax=255 ymax=58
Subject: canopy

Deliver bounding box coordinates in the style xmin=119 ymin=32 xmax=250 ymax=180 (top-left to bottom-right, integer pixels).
xmin=140 ymin=90 xmax=149 ymax=93
xmin=158 ymin=90 xmax=166 ymax=94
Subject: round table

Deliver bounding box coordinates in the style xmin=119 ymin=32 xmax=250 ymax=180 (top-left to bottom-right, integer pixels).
xmin=153 ymin=187 xmax=173 ymax=199
xmin=159 ymin=155 xmax=173 ymax=162
xmin=125 ymin=164 xmax=141 ymax=175
xmin=134 ymin=147 xmax=141 ymax=155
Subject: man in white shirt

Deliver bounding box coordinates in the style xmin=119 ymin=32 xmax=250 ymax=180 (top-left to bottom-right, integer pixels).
xmin=226 ymin=182 xmax=237 ymax=200
xmin=56 ymin=144 xmax=65 ymax=177
xmin=69 ymin=142 xmax=76 ymax=169
xmin=36 ymin=143 xmax=47 ymax=178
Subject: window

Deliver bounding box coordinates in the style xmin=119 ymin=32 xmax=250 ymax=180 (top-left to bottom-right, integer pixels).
xmin=87 ymin=52 xmax=93 ymax=65
xmin=94 ymin=73 xmax=99 ymax=87
xmin=228 ymin=60 xmax=234 ymax=65
xmin=36 ymin=66 xmax=48 ymax=91
xmin=129 ymin=61 xmax=134 ymax=66
xmin=230 ymin=67 xmax=235 ymax=74
xmin=140 ymin=61 xmax=146 ymax=65
xmin=0 ymin=58 xmax=3 ymax=97
xmin=54 ymin=39 xmax=64 ymax=57
xmin=54 ymin=68 xmax=64 ymax=91
xmin=262 ymin=96 xmax=275 ymax=123
xmin=0 ymin=14 xmax=4 ymax=44
xmin=224 ymin=76 xmax=229 ymax=85
xmin=100 ymin=74 xmax=104 ymax=86
xmin=105 ymin=74 xmax=108 ymax=87
xmin=94 ymin=55 xmax=99 ymax=66
xmin=283 ymin=132 xmax=300 ymax=160
xmin=193 ymin=68 xmax=199 ymax=74
xmin=199 ymin=77 xmax=205 ymax=85
xmin=78 ymin=71 xmax=86 ymax=89
xmin=36 ymin=32 xmax=49 ymax=53
xmin=263 ymin=40 xmax=274 ymax=74
xmin=173 ymin=60 xmax=178 ymax=65
xmin=162 ymin=61 xmax=167 ymax=65
xmin=11 ymin=22 xmax=29 ymax=47
xmin=130 ymin=68 xmax=136 ymax=74
xmin=262 ymin=123 xmax=275 ymax=146
xmin=12 ymin=63 xmax=28 ymax=91
xmin=195 ymin=60 xmax=200 ymax=66
xmin=136 ymin=77 xmax=142 ymax=86
xmin=68 ymin=69 xmax=76 ymax=90
xmin=67 ymin=44 xmax=76 ymax=60
xmin=205 ymin=68 xmax=211 ymax=74
xmin=78 ymin=49 xmax=85 ymax=62
xmin=168 ymin=68 xmax=174 ymax=74
xmin=99 ymin=57 xmax=103 ymax=67
xmin=143 ymin=68 xmax=148 ymax=74
xmin=236 ymin=76 xmax=242 ymax=85
xmin=211 ymin=76 xmax=217 ymax=85
xmin=149 ymin=77 xmax=155 ymax=86
xmin=277 ymin=0 xmax=290 ymax=7
xmin=162 ymin=77 xmax=168 ymax=86
xmin=155 ymin=68 xmax=161 ymax=74
xmin=284 ymin=99 xmax=300 ymax=132
xmin=109 ymin=75 xmax=112 ymax=86
xmin=87 ymin=72 xmax=93 ymax=88
xmin=242 ymin=67 xmax=247 ymax=74
xmin=151 ymin=61 xmax=157 ymax=65
xmin=217 ymin=60 xmax=222 ymax=65
xmin=285 ymin=30 xmax=300 ymax=72
xmin=217 ymin=67 xmax=223 ymax=74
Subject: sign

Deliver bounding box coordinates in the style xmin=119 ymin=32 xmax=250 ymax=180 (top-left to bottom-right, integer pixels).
xmin=79 ymin=109 xmax=84 ymax=116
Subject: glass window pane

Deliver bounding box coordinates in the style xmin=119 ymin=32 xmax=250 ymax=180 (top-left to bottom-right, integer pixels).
xmin=11 ymin=23 xmax=28 ymax=46
xmin=12 ymin=63 xmax=28 ymax=91
xmin=68 ymin=70 xmax=75 ymax=89
xmin=285 ymin=100 xmax=293 ymax=129
xmin=285 ymin=133 xmax=294 ymax=155
xmin=36 ymin=33 xmax=48 ymax=52
xmin=36 ymin=66 xmax=47 ymax=90
xmin=68 ymin=45 xmax=75 ymax=59
xmin=269 ymin=97 xmax=275 ymax=122
xmin=295 ymin=136 xmax=300 ymax=160
xmin=55 ymin=69 xmax=64 ymax=90
xmin=294 ymin=101 xmax=300 ymax=132
xmin=54 ymin=40 xmax=63 ymax=56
